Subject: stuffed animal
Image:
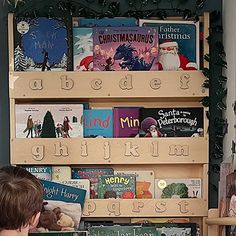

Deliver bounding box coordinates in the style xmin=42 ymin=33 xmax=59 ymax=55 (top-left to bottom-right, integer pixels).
xmin=57 ymin=213 xmax=75 ymax=228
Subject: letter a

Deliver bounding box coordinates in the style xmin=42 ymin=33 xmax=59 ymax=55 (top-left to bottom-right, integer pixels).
xmin=29 ymin=79 xmax=43 ymax=90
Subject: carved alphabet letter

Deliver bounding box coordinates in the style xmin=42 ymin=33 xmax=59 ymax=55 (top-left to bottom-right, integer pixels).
xmin=104 ymin=141 xmax=110 ymax=160
xmin=61 ymin=75 xmax=74 ymax=90
xmin=91 ymin=79 xmax=102 ymax=90
xmin=152 ymin=141 xmax=159 ymax=157
xmin=82 ymin=201 xmax=96 ymax=216
xmin=178 ymin=200 xmax=189 ymax=213
xmin=29 ymin=79 xmax=43 ymax=90
xmin=119 ymin=74 xmax=133 ymax=90
xmin=54 ymin=142 xmax=69 ymax=157
xmin=150 ymin=78 xmax=161 ymax=90
xmin=107 ymin=201 xmax=121 ymax=216
xmin=132 ymin=201 xmax=144 ymax=213
xmin=81 ymin=141 xmax=88 ymax=157
xmin=125 ymin=142 xmax=139 ymax=157
xmin=31 ymin=145 xmax=44 ymax=161
xmin=169 ymin=145 xmax=189 ymax=156
xmin=180 ymin=74 xmax=190 ymax=90
xmin=155 ymin=201 xmax=167 ymax=213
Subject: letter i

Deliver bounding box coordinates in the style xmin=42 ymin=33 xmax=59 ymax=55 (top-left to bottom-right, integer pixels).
xmin=104 ymin=142 xmax=110 ymax=160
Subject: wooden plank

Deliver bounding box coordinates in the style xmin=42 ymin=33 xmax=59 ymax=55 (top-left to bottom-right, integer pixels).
xmin=9 ymin=71 xmax=208 ymax=99
xmin=82 ymin=199 xmax=208 ymax=218
xmin=203 ymin=12 xmax=210 ymax=69
xmin=207 ymin=209 xmax=219 ymax=236
xmin=11 ymin=137 xmax=208 ymax=165
xmin=8 ymin=14 xmax=14 ymax=72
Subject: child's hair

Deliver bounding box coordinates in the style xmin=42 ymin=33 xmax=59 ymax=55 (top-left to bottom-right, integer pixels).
xmin=0 ymin=166 xmax=43 ymax=231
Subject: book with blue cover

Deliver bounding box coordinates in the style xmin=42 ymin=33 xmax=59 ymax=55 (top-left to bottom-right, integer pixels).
xmin=73 ymin=17 xmax=138 ymax=27
xmin=14 ymin=17 xmax=71 ymax=71
xmin=139 ymin=19 xmax=199 ymax=71
xmin=24 ymin=166 xmax=52 ymax=180
xmin=83 ymin=109 xmax=113 ymax=138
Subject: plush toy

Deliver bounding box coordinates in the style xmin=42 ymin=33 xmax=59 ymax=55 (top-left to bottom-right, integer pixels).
xmin=57 ymin=213 xmax=75 ymax=228
xmin=37 ymin=204 xmax=62 ymax=231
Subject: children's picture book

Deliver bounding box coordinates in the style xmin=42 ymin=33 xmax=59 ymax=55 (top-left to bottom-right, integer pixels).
xmin=113 ymin=107 xmax=140 ymax=137
xmin=14 ymin=17 xmax=71 ymax=71
xmin=154 ymin=179 xmax=201 ymax=199
xmin=32 ymin=180 xmax=86 ymax=233
xmin=73 ymin=28 xmax=93 ymax=71
xmin=15 ymin=104 xmax=83 ymax=138
xmin=52 ymin=166 xmax=72 ymax=181
xmin=71 ymin=168 xmax=114 ymax=199
xmin=57 ymin=179 xmax=90 ymax=199
xmin=98 ymin=174 xmax=136 ymax=199
xmin=73 ymin=17 xmax=138 ymax=27
xmin=24 ymin=166 xmax=52 ymax=180
xmin=139 ymin=19 xmax=199 ymax=71
xmin=139 ymin=107 xmax=204 ymax=137
xmin=93 ymin=26 xmax=159 ymax=71
xmin=226 ymin=171 xmax=236 ymax=217
xmin=83 ymin=109 xmax=113 ymax=138
xmin=115 ymin=170 xmax=154 ymax=198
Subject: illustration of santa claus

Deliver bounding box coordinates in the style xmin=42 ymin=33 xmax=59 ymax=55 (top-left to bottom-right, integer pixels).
xmin=157 ymin=40 xmax=197 ymax=71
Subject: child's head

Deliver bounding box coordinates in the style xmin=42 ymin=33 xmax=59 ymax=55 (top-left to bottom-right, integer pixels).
xmin=0 ymin=166 xmax=43 ymax=232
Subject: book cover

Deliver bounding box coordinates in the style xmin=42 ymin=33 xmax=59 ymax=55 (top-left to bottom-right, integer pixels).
xmin=83 ymin=109 xmax=113 ymax=138
xmin=93 ymin=27 xmax=159 ymax=71
xmin=57 ymin=179 xmax=90 ymax=199
xmin=14 ymin=17 xmax=71 ymax=71
xmin=71 ymin=168 xmax=114 ymax=199
xmin=139 ymin=19 xmax=199 ymax=71
xmin=15 ymin=104 xmax=83 ymax=138
xmin=98 ymin=174 xmax=136 ymax=199
xmin=73 ymin=28 xmax=93 ymax=71
xmin=34 ymin=180 xmax=86 ymax=233
xmin=73 ymin=17 xmax=138 ymax=27
xmin=52 ymin=166 xmax=71 ymax=181
xmin=154 ymin=179 xmax=201 ymax=199
xmin=139 ymin=107 xmax=204 ymax=137
xmin=24 ymin=166 xmax=52 ymax=180
xmin=113 ymin=107 xmax=140 ymax=137
xmin=115 ymin=170 xmax=154 ymax=198
xmin=226 ymin=171 xmax=236 ymax=217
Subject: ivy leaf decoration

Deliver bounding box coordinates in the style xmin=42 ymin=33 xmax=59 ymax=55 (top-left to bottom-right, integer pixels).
xmin=218 ymin=75 xmax=227 ymax=84
xmin=202 ymin=80 xmax=210 ymax=88
xmin=211 ymin=10 xmax=221 ymax=22
xmin=202 ymin=67 xmax=210 ymax=78
xmin=204 ymin=54 xmax=210 ymax=62
xmin=201 ymin=96 xmax=210 ymax=107
xmin=196 ymin=0 xmax=204 ymax=9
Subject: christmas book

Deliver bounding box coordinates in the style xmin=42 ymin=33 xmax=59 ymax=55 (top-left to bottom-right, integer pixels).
xmin=24 ymin=166 xmax=52 ymax=180
xmin=71 ymin=168 xmax=114 ymax=199
xmin=115 ymin=170 xmax=154 ymax=198
xmin=14 ymin=17 xmax=71 ymax=71
xmin=83 ymin=109 xmax=113 ymax=138
xmin=15 ymin=104 xmax=83 ymax=138
xmin=97 ymin=174 xmax=136 ymax=199
xmin=139 ymin=107 xmax=204 ymax=137
xmin=73 ymin=17 xmax=138 ymax=27
xmin=139 ymin=19 xmax=199 ymax=71
xmin=73 ymin=28 xmax=93 ymax=71
xmin=93 ymin=26 xmax=159 ymax=71
xmin=154 ymin=178 xmax=201 ymax=199
xmin=113 ymin=107 xmax=140 ymax=137
xmin=32 ymin=180 xmax=86 ymax=233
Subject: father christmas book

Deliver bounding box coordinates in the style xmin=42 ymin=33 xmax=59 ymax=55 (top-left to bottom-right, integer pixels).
xmin=139 ymin=107 xmax=204 ymax=137
xmin=139 ymin=19 xmax=199 ymax=71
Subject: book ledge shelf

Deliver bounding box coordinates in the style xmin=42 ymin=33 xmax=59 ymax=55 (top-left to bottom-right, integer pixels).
xmin=206 ymin=209 xmax=236 ymax=226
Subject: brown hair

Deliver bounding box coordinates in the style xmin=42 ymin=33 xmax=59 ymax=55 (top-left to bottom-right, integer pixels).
xmin=0 ymin=166 xmax=43 ymax=230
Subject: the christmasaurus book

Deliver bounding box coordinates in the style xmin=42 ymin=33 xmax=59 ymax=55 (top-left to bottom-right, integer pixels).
xmin=15 ymin=104 xmax=83 ymax=138
xmin=71 ymin=168 xmax=114 ymax=199
xmin=139 ymin=107 xmax=204 ymax=137
xmin=73 ymin=28 xmax=93 ymax=71
xmin=73 ymin=17 xmax=138 ymax=27
xmin=24 ymin=166 xmax=52 ymax=180
xmin=113 ymin=107 xmax=140 ymax=137
xmin=83 ymin=109 xmax=113 ymax=138
xmin=154 ymin=178 xmax=201 ymax=199
xmin=97 ymin=174 xmax=136 ymax=199
xmin=115 ymin=170 xmax=154 ymax=199
xmin=32 ymin=180 xmax=86 ymax=233
xmin=14 ymin=17 xmax=72 ymax=71
xmin=139 ymin=19 xmax=199 ymax=70
xmin=93 ymin=26 xmax=159 ymax=71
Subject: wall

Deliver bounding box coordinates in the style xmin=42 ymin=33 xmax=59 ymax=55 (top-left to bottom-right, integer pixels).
xmin=223 ymin=0 xmax=236 ymax=159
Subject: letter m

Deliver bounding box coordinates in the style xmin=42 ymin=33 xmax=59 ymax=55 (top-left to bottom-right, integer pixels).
xmin=169 ymin=145 xmax=189 ymax=156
